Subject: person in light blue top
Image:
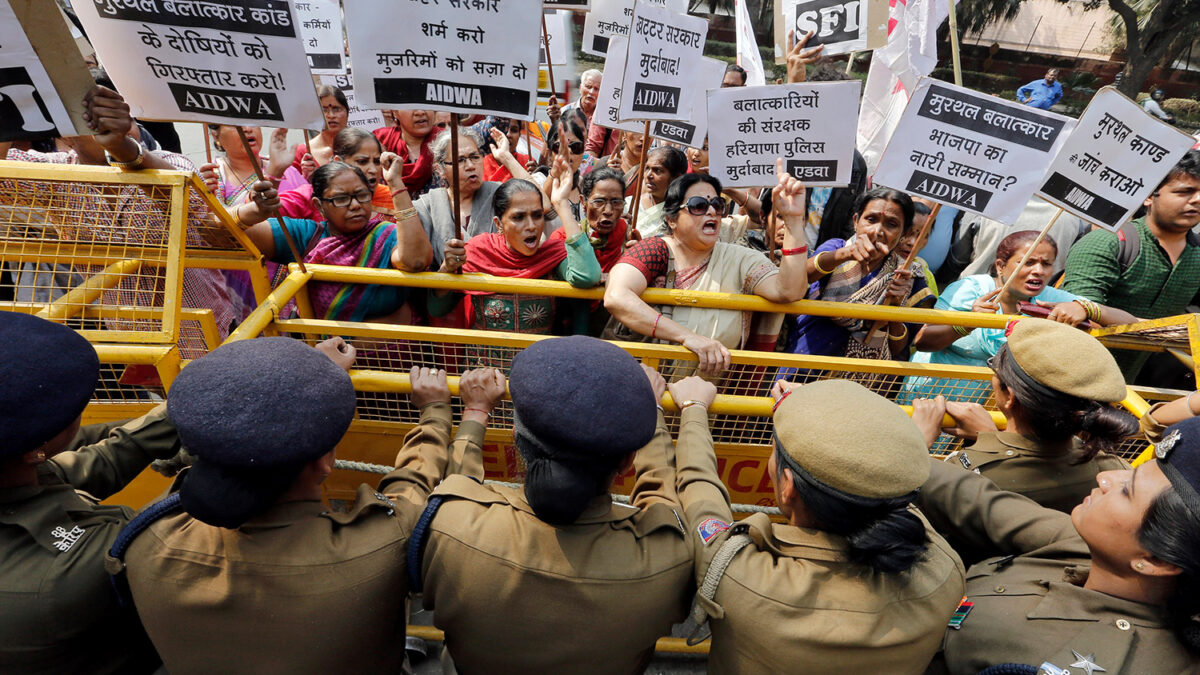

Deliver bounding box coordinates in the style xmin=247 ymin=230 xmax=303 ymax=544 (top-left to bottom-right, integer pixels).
xmin=1017 ymin=69 xmax=1063 ymax=110
xmin=901 ymin=230 xmax=1138 ymax=402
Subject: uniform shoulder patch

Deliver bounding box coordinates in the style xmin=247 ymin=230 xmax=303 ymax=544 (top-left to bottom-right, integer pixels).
xmin=697 ymin=517 xmax=730 ymax=545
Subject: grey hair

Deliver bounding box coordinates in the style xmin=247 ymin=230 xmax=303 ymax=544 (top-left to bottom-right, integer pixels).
xmin=431 ymin=126 xmax=487 ymax=166
xmin=580 ymin=69 xmax=602 ymax=86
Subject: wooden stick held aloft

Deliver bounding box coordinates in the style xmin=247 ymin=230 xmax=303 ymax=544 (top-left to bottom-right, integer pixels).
xmin=996 ymin=207 xmax=1063 ymax=298
xmin=862 ymin=202 xmax=942 ymax=343
xmin=449 ymin=113 xmax=463 ymax=244
xmin=627 ymin=121 xmax=652 ymax=233
xmin=235 ymin=127 xmax=307 ymax=273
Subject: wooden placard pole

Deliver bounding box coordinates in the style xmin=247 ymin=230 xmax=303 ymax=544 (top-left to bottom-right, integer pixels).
xmin=303 ymin=128 xmax=314 ymax=159
xmin=236 ymin=127 xmax=307 ymax=273
xmin=541 ymin=13 xmax=559 ymax=101
xmin=947 ymin=0 xmax=963 ymax=86
xmin=449 ymin=113 xmax=464 ymax=244
xmin=996 ymin=207 xmax=1064 ymax=297
xmin=202 ymin=123 xmax=213 ymax=164
xmin=862 ymin=202 xmax=942 ymax=343
xmin=627 ymin=121 xmax=652 ymax=232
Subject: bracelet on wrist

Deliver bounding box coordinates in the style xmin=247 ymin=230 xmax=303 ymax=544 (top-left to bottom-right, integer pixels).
xmin=952 ymin=324 xmax=973 ymax=337
xmin=680 ymin=399 xmax=709 ymax=411
xmin=464 ymin=407 xmax=491 ymax=416
xmin=397 ymin=207 xmax=418 ymax=221
xmin=811 ymin=251 xmax=833 ymax=275
xmin=780 ymin=245 xmax=807 ymax=257
xmin=651 ymin=312 xmax=663 ymax=339
xmin=106 ymin=140 xmax=145 ymax=170
xmin=888 ymin=324 xmax=909 ymax=342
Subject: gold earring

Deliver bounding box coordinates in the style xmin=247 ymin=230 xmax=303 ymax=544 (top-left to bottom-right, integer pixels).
xmin=1135 ymin=561 xmax=1145 ymax=570
xmin=34 ymin=452 xmax=46 ymax=461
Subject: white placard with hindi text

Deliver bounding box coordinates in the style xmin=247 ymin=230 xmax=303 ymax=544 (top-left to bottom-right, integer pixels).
xmin=776 ymin=0 xmax=887 ymax=58
xmin=708 ymin=81 xmax=861 ymax=188
xmin=73 ymin=0 xmax=323 ymax=128
xmin=593 ymin=36 xmax=644 ymax=135
xmin=346 ymin=0 xmax=540 ymax=118
xmin=319 ymin=73 xmax=385 ymax=130
xmin=1035 ymin=87 xmax=1196 ymax=231
xmin=582 ymin=0 xmax=686 ymax=57
xmin=874 ymin=79 xmax=1075 ymax=224
xmin=649 ymin=56 xmax=724 ymax=148
xmin=540 ymin=11 xmax=570 ymax=66
xmin=296 ymin=0 xmax=344 ymax=75
xmin=0 ymin=0 xmax=81 ymax=141
xmin=617 ymin=0 xmax=707 ymax=122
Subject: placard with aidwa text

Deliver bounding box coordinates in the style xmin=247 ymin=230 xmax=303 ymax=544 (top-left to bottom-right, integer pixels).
xmin=72 ymin=0 xmax=323 ymax=128
xmin=708 ymin=81 xmax=860 ymax=188
xmin=346 ymin=0 xmax=540 ymax=118
xmin=873 ymin=79 xmax=1074 ymax=224
xmin=1035 ymin=87 xmax=1196 ymax=231
xmin=617 ymin=0 xmax=707 ymax=122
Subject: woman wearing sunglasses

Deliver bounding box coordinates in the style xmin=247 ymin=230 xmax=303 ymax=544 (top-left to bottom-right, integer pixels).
xmin=539 ymin=109 xmax=589 ymax=225
xmin=604 ymin=165 xmax=809 ymax=375
xmin=235 ymin=161 xmax=432 ymax=322
xmin=910 ymin=319 xmax=1137 ymax=521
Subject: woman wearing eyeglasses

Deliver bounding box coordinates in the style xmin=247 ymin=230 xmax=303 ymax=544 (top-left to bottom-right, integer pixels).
xmin=415 ymin=126 xmax=535 ymax=272
xmin=604 ymin=166 xmax=809 ymax=376
xmin=234 ymin=160 xmax=432 ymax=322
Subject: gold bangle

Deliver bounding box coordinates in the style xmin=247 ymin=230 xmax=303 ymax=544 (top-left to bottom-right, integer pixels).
xmin=397 ymin=207 xmax=418 ymax=221
xmin=680 ymin=399 xmax=709 ymax=411
xmin=811 ymin=251 xmax=833 ymax=275
xmin=105 ymin=140 xmax=145 ymax=170
xmin=952 ymin=324 xmax=972 ymax=337
xmin=230 ymin=205 xmax=244 ymax=229
xmin=888 ymin=324 xmax=909 ymax=341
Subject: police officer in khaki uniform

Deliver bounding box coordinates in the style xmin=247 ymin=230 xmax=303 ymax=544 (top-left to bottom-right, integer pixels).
xmin=917 ymin=415 xmax=1200 ymax=674
xmin=671 ymin=376 xmax=966 ymax=674
xmin=0 ymin=311 xmax=180 ymax=674
xmin=411 ymin=336 xmax=693 ymax=674
xmin=113 ymin=337 xmax=506 ymax=674
xmin=912 ymin=319 xmax=1139 ymax=514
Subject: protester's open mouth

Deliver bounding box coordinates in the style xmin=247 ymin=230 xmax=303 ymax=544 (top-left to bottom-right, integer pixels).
xmin=1024 ymin=277 xmax=1044 ymax=293
xmin=700 ymin=218 xmax=718 ymax=236
xmin=522 ymin=234 xmax=539 ymax=248
xmin=597 ymin=218 xmax=615 ymax=230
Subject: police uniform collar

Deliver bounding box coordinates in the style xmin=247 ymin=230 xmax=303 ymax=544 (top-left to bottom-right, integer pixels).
xmin=739 ymin=513 xmax=851 ymax=562
xmin=235 ymin=498 xmax=327 ymax=531
xmin=494 ymin=483 xmax=636 ymax=525
xmin=989 ymin=431 xmax=1075 ymax=458
xmin=1026 ymin=580 xmax=1167 ymax=628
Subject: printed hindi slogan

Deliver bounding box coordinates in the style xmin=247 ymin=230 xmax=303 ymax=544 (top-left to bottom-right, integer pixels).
xmin=319 ymin=73 xmax=385 ymax=130
xmin=73 ymin=0 xmax=323 ymax=128
xmin=346 ymin=0 xmax=540 ymax=118
xmin=295 ymin=0 xmax=343 ymax=75
xmin=0 ymin=0 xmax=88 ymax=141
xmin=1036 ymin=87 xmax=1196 ymax=231
xmin=873 ymin=79 xmax=1073 ymax=223
xmin=617 ymin=0 xmax=707 ymax=122
xmin=581 ymin=0 xmax=685 ymax=57
xmin=708 ymin=81 xmax=860 ymax=187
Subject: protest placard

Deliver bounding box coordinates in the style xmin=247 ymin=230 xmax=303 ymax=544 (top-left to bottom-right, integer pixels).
xmin=1035 ymin=87 xmax=1196 ymax=231
xmin=773 ymin=0 xmax=887 ymax=60
xmin=296 ymin=0 xmax=344 ymax=75
xmin=319 ymin=73 xmax=385 ymax=130
xmin=708 ymin=81 xmax=860 ymax=187
xmin=540 ymin=11 xmax=570 ymax=66
xmin=593 ymin=36 xmax=644 ymax=135
xmin=649 ymin=56 xmax=724 ymax=148
xmin=581 ymin=0 xmax=686 ymax=57
xmin=544 ymin=0 xmax=589 ymax=12
xmin=617 ymin=0 xmax=707 ymax=122
xmin=72 ymin=0 xmax=323 ymax=129
xmin=0 ymin=0 xmax=92 ymax=141
xmin=346 ymin=0 xmax=540 ymax=118
xmin=873 ymin=79 xmax=1074 ymax=224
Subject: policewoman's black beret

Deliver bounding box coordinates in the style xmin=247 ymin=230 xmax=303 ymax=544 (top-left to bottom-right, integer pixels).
xmin=509 ymin=336 xmax=657 ymax=459
xmin=0 ymin=312 xmax=99 ymax=459
xmin=1156 ymin=416 xmax=1200 ymax=519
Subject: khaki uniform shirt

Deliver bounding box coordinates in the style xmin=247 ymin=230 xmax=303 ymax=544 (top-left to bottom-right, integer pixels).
xmin=0 ymin=407 xmax=179 ymax=674
xmin=675 ymin=407 xmax=966 ymax=675
xmin=122 ymin=402 xmax=471 ymax=675
xmin=1140 ymin=401 xmax=1172 ymax=443
xmin=946 ymin=432 xmax=1128 ymax=513
xmin=419 ymin=412 xmax=693 ymax=674
xmin=918 ymin=460 xmax=1196 ymax=674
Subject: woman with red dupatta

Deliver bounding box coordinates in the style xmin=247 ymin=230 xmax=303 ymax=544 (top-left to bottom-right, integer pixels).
xmin=431 ymin=157 xmax=601 ymax=335
xmin=374 ymin=109 xmax=441 ymax=197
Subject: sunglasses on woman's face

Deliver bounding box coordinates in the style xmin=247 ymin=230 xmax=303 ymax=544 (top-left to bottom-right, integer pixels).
xmin=552 ymin=140 xmax=585 ymax=155
xmin=684 ymin=195 xmax=727 ymax=216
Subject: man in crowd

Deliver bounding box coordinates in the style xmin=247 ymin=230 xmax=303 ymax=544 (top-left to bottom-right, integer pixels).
xmin=722 ymin=63 xmax=748 ymax=88
xmin=1017 ymin=68 xmax=1063 ymax=110
xmin=562 ymin=69 xmax=602 ymax=129
xmin=1062 ymin=150 xmax=1200 ymax=381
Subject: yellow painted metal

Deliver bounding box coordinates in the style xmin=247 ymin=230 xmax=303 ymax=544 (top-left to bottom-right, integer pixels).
xmin=225 ymin=269 xmax=312 ymax=343
xmin=1189 ymin=315 xmax=1200 ymax=384
xmin=0 ymin=241 xmax=261 ymax=269
xmin=404 ymin=624 xmax=710 ymax=655
xmin=35 ymin=259 xmax=142 ymax=322
xmin=162 ymin=181 xmax=187 ymax=344
xmin=1121 ymin=389 xmax=1158 ymax=468
xmin=0 ymin=161 xmax=191 ymax=184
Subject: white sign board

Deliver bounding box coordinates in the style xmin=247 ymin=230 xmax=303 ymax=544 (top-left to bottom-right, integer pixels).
xmin=0 ymin=0 xmax=81 ymax=141
xmin=777 ymin=0 xmax=888 ymax=58
xmin=874 ymin=79 xmax=1074 ymax=224
xmin=582 ymin=0 xmax=686 ymax=57
xmin=650 ymin=57 xmax=724 ymax=148
xmin=617 ymin=0 xmax=707 ymax=122
xmin=1036 ymin=87 xmax=1196 ymax=231
xmin=319 ymin=73 xmax=385 ymax=130
xmin=296 ymin=0 xmax=344 ymax=75
xmin=593 ymin=36 xmax=644 ymax=135
xmin=73 ymin=0 xmax=323 ymax=128
xmin=540 ymin=11 xmax=570 ymax=66
xmin=346 ymin=0 xmax=540 ymax=118
xmin=708 ymin=81 xmax=861 ymax=187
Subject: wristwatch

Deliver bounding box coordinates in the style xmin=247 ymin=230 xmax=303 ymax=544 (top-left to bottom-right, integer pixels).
xmin=106 ymin=139 xmax=146 ymax=170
